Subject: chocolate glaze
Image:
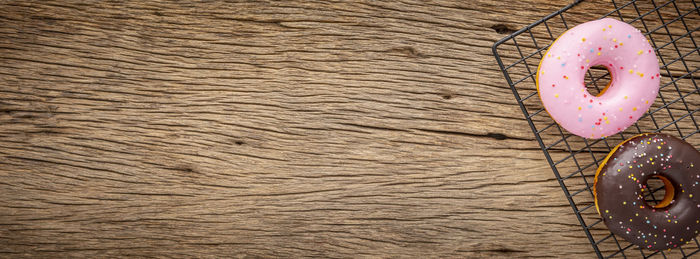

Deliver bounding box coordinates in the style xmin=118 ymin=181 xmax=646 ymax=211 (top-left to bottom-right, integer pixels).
xmin=595 ymin=133 xmax=700 ymax=250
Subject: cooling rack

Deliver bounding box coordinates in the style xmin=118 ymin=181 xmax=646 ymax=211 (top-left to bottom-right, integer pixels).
xmin=493 ymin=0 xmax=700 ymax=258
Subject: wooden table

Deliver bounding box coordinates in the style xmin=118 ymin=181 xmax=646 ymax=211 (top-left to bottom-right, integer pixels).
xmin=1 ymin=0 xmax=697 ymax=258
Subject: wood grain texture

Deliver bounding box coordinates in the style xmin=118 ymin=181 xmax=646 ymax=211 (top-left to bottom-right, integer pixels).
xmin=0 ymin=0 xmax=698 ymax=258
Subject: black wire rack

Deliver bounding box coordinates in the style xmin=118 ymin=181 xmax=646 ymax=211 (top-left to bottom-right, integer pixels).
xmin=493 ymin=0 xmax=699 ymax=258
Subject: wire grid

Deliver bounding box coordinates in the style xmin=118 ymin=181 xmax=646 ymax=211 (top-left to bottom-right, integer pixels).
xmin=493 ymin=0 xmax=700 ymax=258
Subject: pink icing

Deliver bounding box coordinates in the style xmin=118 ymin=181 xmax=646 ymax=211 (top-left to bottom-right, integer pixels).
xmin=537 ymin=18 xmax=660 ymax=139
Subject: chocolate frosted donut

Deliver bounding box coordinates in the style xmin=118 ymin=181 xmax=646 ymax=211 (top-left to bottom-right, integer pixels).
xmin=594 ymin=133 xmax=700 ymax=250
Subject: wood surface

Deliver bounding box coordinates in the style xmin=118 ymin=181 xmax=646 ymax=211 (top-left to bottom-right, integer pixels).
xmin=0 ymin=0 xmax=698 ymax=258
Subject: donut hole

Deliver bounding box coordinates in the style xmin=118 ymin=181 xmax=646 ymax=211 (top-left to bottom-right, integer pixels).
xmin=642 ymin=175 xmax=675 ymax=209
xmin=584 ymin=65 xmax=612 ymax=97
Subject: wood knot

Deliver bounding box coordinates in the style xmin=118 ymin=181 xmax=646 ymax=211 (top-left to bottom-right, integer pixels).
xmin=491 ymin=24 xmax=516 ymax=35
xmin=175 ymin=165 xmax=197 ymax=174
xmin=486 ymin=133 xmax=507 ymax=140
xmin=387 ymin=46 xmax=424 ymax=58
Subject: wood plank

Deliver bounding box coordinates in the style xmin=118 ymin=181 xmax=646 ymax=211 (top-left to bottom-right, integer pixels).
xmin=0 ymin=0 xmax=698 ymax=257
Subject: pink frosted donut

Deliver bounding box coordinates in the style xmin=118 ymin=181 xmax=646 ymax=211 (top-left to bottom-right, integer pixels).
xmin=537 ymin=18 xmax=660 ymax=139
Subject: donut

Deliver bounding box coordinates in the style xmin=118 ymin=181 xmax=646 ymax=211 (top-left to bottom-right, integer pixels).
xmin=537 ymin=18 xmax=661 ymax=139
xmin=594 ymin=133 xmax=700 ymax=250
